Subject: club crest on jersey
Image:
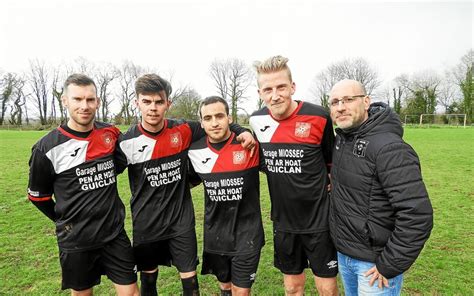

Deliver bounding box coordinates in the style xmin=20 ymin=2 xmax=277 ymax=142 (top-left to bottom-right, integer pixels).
xmin=295 ymin=122 xmax=311 ymax=138
xmin=170 ymin=132 xmax=182 ymax=148
xmin=353 ymin=139 xmax=369 ymax=158
xmin=101 ymin=131 xmax=115 ymax=148
xmin=233 ymin=151 xmax=246 ymax=165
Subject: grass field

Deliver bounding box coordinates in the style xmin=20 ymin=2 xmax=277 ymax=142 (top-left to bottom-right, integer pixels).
xmin=0 ymin=127 xmax=473 ymax=295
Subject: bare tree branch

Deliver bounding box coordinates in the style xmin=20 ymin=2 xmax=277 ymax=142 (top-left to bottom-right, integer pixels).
xmin=310 ymin=57 xmax=381 ymax=108
xmin=28 ymin=59 xmax=50 ymax=125
xmin=209 ymin=58 xmax=252 ymax=123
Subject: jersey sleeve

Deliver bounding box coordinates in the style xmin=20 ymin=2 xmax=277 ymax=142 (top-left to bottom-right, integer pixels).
xmin=28 ymin=145 xmax=56 ymax=221
xmin=321 ymin=115 xmax=335 ymax=173
xmin=114 ymin=132 xmax=128 ymax=174
xmin=186 ymin=157 xmax=202 ymax=188
xmin=186 ymin=120 xmax=207 ymax=143
xmin=229 ymin=123 xmax=251 ymax=136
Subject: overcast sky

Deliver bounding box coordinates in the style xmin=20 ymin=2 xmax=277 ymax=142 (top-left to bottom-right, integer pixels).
xmin=1 ymin=0 xmax=472 ymax=113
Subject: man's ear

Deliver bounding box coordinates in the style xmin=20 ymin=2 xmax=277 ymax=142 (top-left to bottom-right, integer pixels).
xmin=228 ymin=115 xmax=233 ymax=124
xmin=61 ymin=95 xmax=68 ymax=107
xmin=290 ymin=82 xmax=296 ymax=96
xmin=257 ymin=88 xmax=263 ymax=100
xmin=364 ymin=95 xmax=371 ymax=110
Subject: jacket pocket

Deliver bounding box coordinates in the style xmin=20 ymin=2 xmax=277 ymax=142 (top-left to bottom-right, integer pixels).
xmin=367 ymin=222 xmax=392 ymax=248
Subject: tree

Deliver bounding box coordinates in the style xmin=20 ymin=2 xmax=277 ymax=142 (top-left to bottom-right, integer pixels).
xmin=73 ymin=56 xmax=96 ymax=74
xmin=117 ymin=61 xmax=145 ymax=124
xmin=94 ymin=63 xmax=119 ymax=122
xmin=437 ymin=80 xmax=458 ymax=113
xmin=401 ymin=71 xmax=441 ymax=116
xmin=392 ymin=86 xmax=403 ymax=115
xmin=51 ymin=66 xmax=68 ymax=124
xmin=9 ymin=76 xmax=27 ymax=125
xmin=310 ymin=57 xmax=381 ymax=108
xmin=28 ymin=59 xmax=50 ymax=125
xmin=255 ymin=96 xmax=265 ymax=111
xmin=375 ymin=83 xmax=404 ymax=114
xmin=451 ymin=49 xmax=473 ymax=123
xmin=209 ymin=58 xmax=253 ymax=123
xmin=167 ymin=87 xmax=202 ymax=120
xmin=0 ymin=73 xmax=22 ymax=125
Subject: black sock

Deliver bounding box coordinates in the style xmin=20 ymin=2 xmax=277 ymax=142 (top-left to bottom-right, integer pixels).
xmin=220 ymin=289 xmax=232 ymax=296
xmin=140 ymin=271 xmax=158 ymax=296
xmin=181 ymin=274 xmax=199 ymax=296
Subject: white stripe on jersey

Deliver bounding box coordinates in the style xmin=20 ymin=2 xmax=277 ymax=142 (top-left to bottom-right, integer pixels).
xmin=120 ymin=135 xmax=156 ymax=165
xmin=188 ymin=147 xmax=218 ymax=174
xmin=249 ymin=114 xmax=280 ymax=143
xmin=46 ymin=139 xmax=89 ymax=174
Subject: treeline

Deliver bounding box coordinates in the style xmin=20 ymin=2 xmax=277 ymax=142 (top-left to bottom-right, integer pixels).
xmin=311 ymin=50 xmax=473 ymax=124
xmin=0 ymin=58 xmax=204 ymax=126
xmin=1 ymin=50 xmax=472 ymax=127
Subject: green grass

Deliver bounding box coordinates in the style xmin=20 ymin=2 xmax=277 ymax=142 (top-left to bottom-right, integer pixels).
xmin=0 ymin=128 xmax=473 ymax=295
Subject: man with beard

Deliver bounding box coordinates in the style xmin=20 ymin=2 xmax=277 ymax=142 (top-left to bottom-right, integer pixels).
xmin=28 ymin=74 xmax=139 ymax=296
xmin=328 ymin=79 xmax=433 ymax=295
xmin=117 ymin=74 xmax=255 ymax=296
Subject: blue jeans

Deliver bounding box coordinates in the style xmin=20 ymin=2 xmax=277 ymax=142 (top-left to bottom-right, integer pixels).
xmin=337 ymin=252 xmax=403 ymax=296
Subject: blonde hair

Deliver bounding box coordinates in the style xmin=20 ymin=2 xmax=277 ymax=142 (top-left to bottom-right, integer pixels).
xmin=253 ymin=55 xmax=292 ymax=82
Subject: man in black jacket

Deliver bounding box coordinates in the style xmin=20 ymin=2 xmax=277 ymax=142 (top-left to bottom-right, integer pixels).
xmin=328 ymin=79 xmax=433 ymax=295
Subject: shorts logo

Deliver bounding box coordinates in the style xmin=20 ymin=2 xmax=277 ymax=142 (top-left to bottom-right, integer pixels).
xmin=249 ymin=272 xmax=256 ymax=281
xmin=170 ymin=132 xmax=182 ymax=148
xmin=353 ymin=139 xmax=369 ymax=158
xmin=295 ymin=122 xmax=311 ymax=138
xmin=233 ymin=151 xmax=246 ymax=165
xmin=327 ymin=260 xmax=338 ymax=269
xmin=101 ymin=131 xmax=115 ymax=148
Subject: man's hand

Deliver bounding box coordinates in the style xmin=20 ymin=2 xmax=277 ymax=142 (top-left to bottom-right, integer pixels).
xmin=364 ymin=265 xmax=389 ymax=289
xmin=236 ymin=131 xmax=256 ymax=157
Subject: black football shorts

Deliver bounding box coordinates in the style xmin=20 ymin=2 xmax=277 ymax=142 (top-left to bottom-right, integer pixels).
xmin=133 ymin=228 xmax=198 ymax=273
xmin=59 ymin=229 xmax=137 ymax=291
xmin=201 ymin=251 xmax=261 ymax=288
xmin=273 ymin=230 xmax=338 ymax=277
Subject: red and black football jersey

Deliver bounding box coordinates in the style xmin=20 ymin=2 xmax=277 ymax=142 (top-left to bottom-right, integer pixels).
xmin=188 ymin=133 xmax=264 ymax=255
xmin=249 ymin=101 xmax=335 ymax=233
xmin=118 ymin=119 xmax=205 ymax=245
xmin=27 ymin=122 xmax=126 ymax=252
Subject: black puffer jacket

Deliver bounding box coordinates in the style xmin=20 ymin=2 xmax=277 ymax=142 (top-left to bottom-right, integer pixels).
xmin=329 ymin=102 xmax=433 ymax=279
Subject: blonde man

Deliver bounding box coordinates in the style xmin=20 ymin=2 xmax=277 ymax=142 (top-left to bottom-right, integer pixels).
xmin=249 ymin=56 xmax=338 ymax=296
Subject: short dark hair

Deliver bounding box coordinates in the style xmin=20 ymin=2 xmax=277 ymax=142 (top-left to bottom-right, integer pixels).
xmin=135 ymin=74 xmax=172 ymax=99
xmin=199 ymin=96 xmax=229 ymax=118
xmin=64 ymin=74 xmax=97 ymax=94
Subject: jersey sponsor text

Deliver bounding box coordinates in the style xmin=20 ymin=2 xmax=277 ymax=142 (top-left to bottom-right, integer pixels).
xmin=262 ymin=148 xmax=304 ymax=174
xmin=204 ymin=177 xmax=244 ymax=202
xmin=143 ymin=159 xmax=182 ymax=187
xmin=76 ymin=160 xmax=116 ymax=191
